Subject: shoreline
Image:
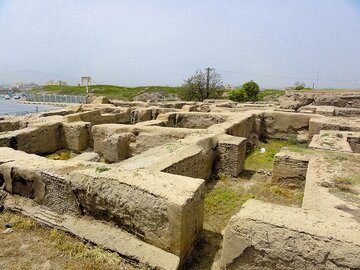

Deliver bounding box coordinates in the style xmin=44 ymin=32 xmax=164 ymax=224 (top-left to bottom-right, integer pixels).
xmin=19 ymin=100 xmax=73 ymax=107
xmin=0 ymin=99 xmax=64 ymax=116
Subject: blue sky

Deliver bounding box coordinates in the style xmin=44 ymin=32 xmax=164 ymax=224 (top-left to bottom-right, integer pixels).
xmin=0 ymin=0 xmax=360 ymax=88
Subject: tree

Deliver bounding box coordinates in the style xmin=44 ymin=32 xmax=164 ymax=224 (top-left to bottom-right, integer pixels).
xmin=182 ymin=68 xmax=224 ymax=101
xmin=229 ymin=88 xmax=247 ymax=102
xmin=294 ymin=82 xmax=305 ymax=90
xmin=243 ymin=80 xmax=260 ymax=101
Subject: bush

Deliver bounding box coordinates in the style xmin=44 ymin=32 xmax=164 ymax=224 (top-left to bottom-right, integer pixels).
xmin=228 ymin=88 xmax=247 ymax=102
xmin=243 ymin=81 xmax=260 ymax=101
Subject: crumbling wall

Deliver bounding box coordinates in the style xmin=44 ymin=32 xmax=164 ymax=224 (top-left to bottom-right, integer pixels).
xmin=347 ymin=136 xmax=360 ymax=153
xmin=157 ymin=112 xmax=227 ymax=129
xmin=0 ymin=122 xmax=63 ymax=154
xmin=0 ymin=147 xmax=205 ymax=265
xmin=64 ymin=109 xmax=131 ymax=125
xmin=271 ymin=150 xmax=309 ymax=190
xmin=309 ymin=117 xmax=360 ymax=138
xmin=62 ymin=122 xmax=92 ymax=153
xmin=0 ymin=120 xmax=21 ymax=132
xmin=215 ymin=134 xmax=247 ymax=177
xmin=224 ymin=114 xmax=258 ymax=139
xmin=220 ymin=200 xmax=360 ymax=270
xmin=92 ymin=124 xmax=198 ymax=161
xmin=68 ymin=168 xmax=205 ymax=261
xmin=41 ymin=171 xmax=80 ymax=215
xmin=261 ymin=112 xmax=314 ymax=140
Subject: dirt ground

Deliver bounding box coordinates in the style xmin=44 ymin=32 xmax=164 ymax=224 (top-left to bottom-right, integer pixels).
xmin=0 ymin=212 xmax=135 ymax=270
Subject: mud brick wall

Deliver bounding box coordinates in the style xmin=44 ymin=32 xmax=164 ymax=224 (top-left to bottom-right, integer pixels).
xmin=41 ymin=172 xmax=79 ymax=215
xmin=68 ymin=168 xmax=205 ymax=261
xmin=216 ymin=135 xmax=246 ymax=177
xmin=272 ymin=151 xmax=309 ymax=190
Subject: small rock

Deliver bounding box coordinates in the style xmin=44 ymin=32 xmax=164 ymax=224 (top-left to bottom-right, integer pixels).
xmin=2 ymin=228 xmax=13 ymax=234
xmin=39 ymin=260 xmax=51 ymax=270
xmin=258 ymin=169 xmax=272 ymax=176
xmin=259 ymin=148 xmax=266 ymax=153
xmin=320 ymin=181 xmax=333 ymax=188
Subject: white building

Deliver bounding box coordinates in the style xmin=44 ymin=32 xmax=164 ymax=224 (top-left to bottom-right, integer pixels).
xmin=81 ymin=77 xmax=91 ymax=86
xmin=45 ymin=80 xmax=67 ymax=86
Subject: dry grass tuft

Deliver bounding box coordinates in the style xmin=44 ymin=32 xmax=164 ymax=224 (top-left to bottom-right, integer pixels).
xmin=2 ymin=212 xmax=38 ymax=230
xmin=49 ymin=229 xmax=123 ymax=265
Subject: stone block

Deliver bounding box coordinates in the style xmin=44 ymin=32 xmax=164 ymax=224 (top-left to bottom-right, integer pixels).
xmin=220 ymin=199 xmax=360 ymax=270
xmin=102 ymin=133 xmax=132 ymax=163
xmin=271 ymin=149 xmax=309 ymax=190
xmin=216 ymin=134 xmax=246 ymax=177
xmin=69 ymin=168 xmax=205 ymax=261
xmin=62 ymin=122 xmax=91 ymax=153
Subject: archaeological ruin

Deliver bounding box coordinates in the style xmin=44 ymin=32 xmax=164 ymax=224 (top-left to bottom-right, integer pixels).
xmin=1 ymin=92 xmax=360 ymax=269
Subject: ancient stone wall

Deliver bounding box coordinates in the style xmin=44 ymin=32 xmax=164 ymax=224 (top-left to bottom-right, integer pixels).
xmin=271 ymin=150 xmax=309 ymax=190
xmin=220 ymin=200 xmax=360 ymax=270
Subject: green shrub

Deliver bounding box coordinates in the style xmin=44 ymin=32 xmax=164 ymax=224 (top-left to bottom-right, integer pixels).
xmin=243 ymin=81 xmax=260 ymax=101
xmin=229 ymin=88 xmax=247 ymax=102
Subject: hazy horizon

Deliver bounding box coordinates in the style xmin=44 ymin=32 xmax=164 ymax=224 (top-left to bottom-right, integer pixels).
xmin=1 ymin=0 xmax=360 ymax=89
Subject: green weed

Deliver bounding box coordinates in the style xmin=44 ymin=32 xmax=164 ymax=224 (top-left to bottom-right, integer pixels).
xmin=245 ymin=139 xmax=307 ymax=171
xmin=205 ymin=187 xmax=255 ymax=216
xmin=46 ymin=150 xmax=73 ymax=160
xmin=95 ymin=167 xmax=110 ymax=173
xmin=2 ymin=212 xmax=38 ymax=230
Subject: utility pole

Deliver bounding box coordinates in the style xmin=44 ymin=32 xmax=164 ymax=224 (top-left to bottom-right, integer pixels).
xmin=86 ymin=81 xmax=89 ymax=96
xmin=205 ymin=67 xmax=213 ymax=97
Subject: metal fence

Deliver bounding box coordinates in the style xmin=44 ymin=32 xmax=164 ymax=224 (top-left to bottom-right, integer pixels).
xmin=26 ymin=94 xmax=85 ymax=104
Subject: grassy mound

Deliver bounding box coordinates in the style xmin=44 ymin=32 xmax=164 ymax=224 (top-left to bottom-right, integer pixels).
xmin=32 ymin=85 xmax=184 ymax=101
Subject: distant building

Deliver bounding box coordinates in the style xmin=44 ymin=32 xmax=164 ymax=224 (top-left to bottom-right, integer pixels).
xmin=81 ymin=76 xmax=91 ymax=86
xmin=45 ymin=80 xmax=67 ymax=86
xmin=15 ymin=82 xmax=39 ymax=91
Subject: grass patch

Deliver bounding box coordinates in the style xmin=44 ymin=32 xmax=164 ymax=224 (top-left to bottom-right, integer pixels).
xmin=46 ymin=149 xmax=74 ymax=160
xmin=204 ymin=187 xmax=255 ymax=216
xmin=332 ymin=175 xmax=360 ymax=195
xmin=333 ymin=175 xmax=360 ymax=186
xmin=245 ymin=139 xmax=307 ymax=171
xmin=270 ymin=185 xmax=304 ymax=200
xmin=31 ymin=84 xmax=185 ymax=101
xmin=0 ymin=211 xmax=135 ymax=270
xmin=2 ymin=212 xmax=38 ymax=230
xmin=258 ymin=89 xmax=285 ymax=101
xmin=95 ymin=167 xmax=111 ymax=173
xmin=50 ymin=229 xmax=121 ymax=264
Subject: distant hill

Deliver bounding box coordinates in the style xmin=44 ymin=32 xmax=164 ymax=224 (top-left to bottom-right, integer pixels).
xmin=31 ymin=85 xmax=185 ymax=101
xmin=31 ymin=85 xmax=297 ymax=102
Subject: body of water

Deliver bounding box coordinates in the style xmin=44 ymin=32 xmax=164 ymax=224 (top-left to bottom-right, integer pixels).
xmin=0 ymin=99 xmax=61 ymax=116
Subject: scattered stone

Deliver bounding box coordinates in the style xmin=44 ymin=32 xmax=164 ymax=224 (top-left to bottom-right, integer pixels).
xmin=257 ymin=169 xmax=272 ymax=176
xmin=320 ymin=181 xmax=333 ymax=188
xmin=2 ymin=228 xmax=13 ymax=234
